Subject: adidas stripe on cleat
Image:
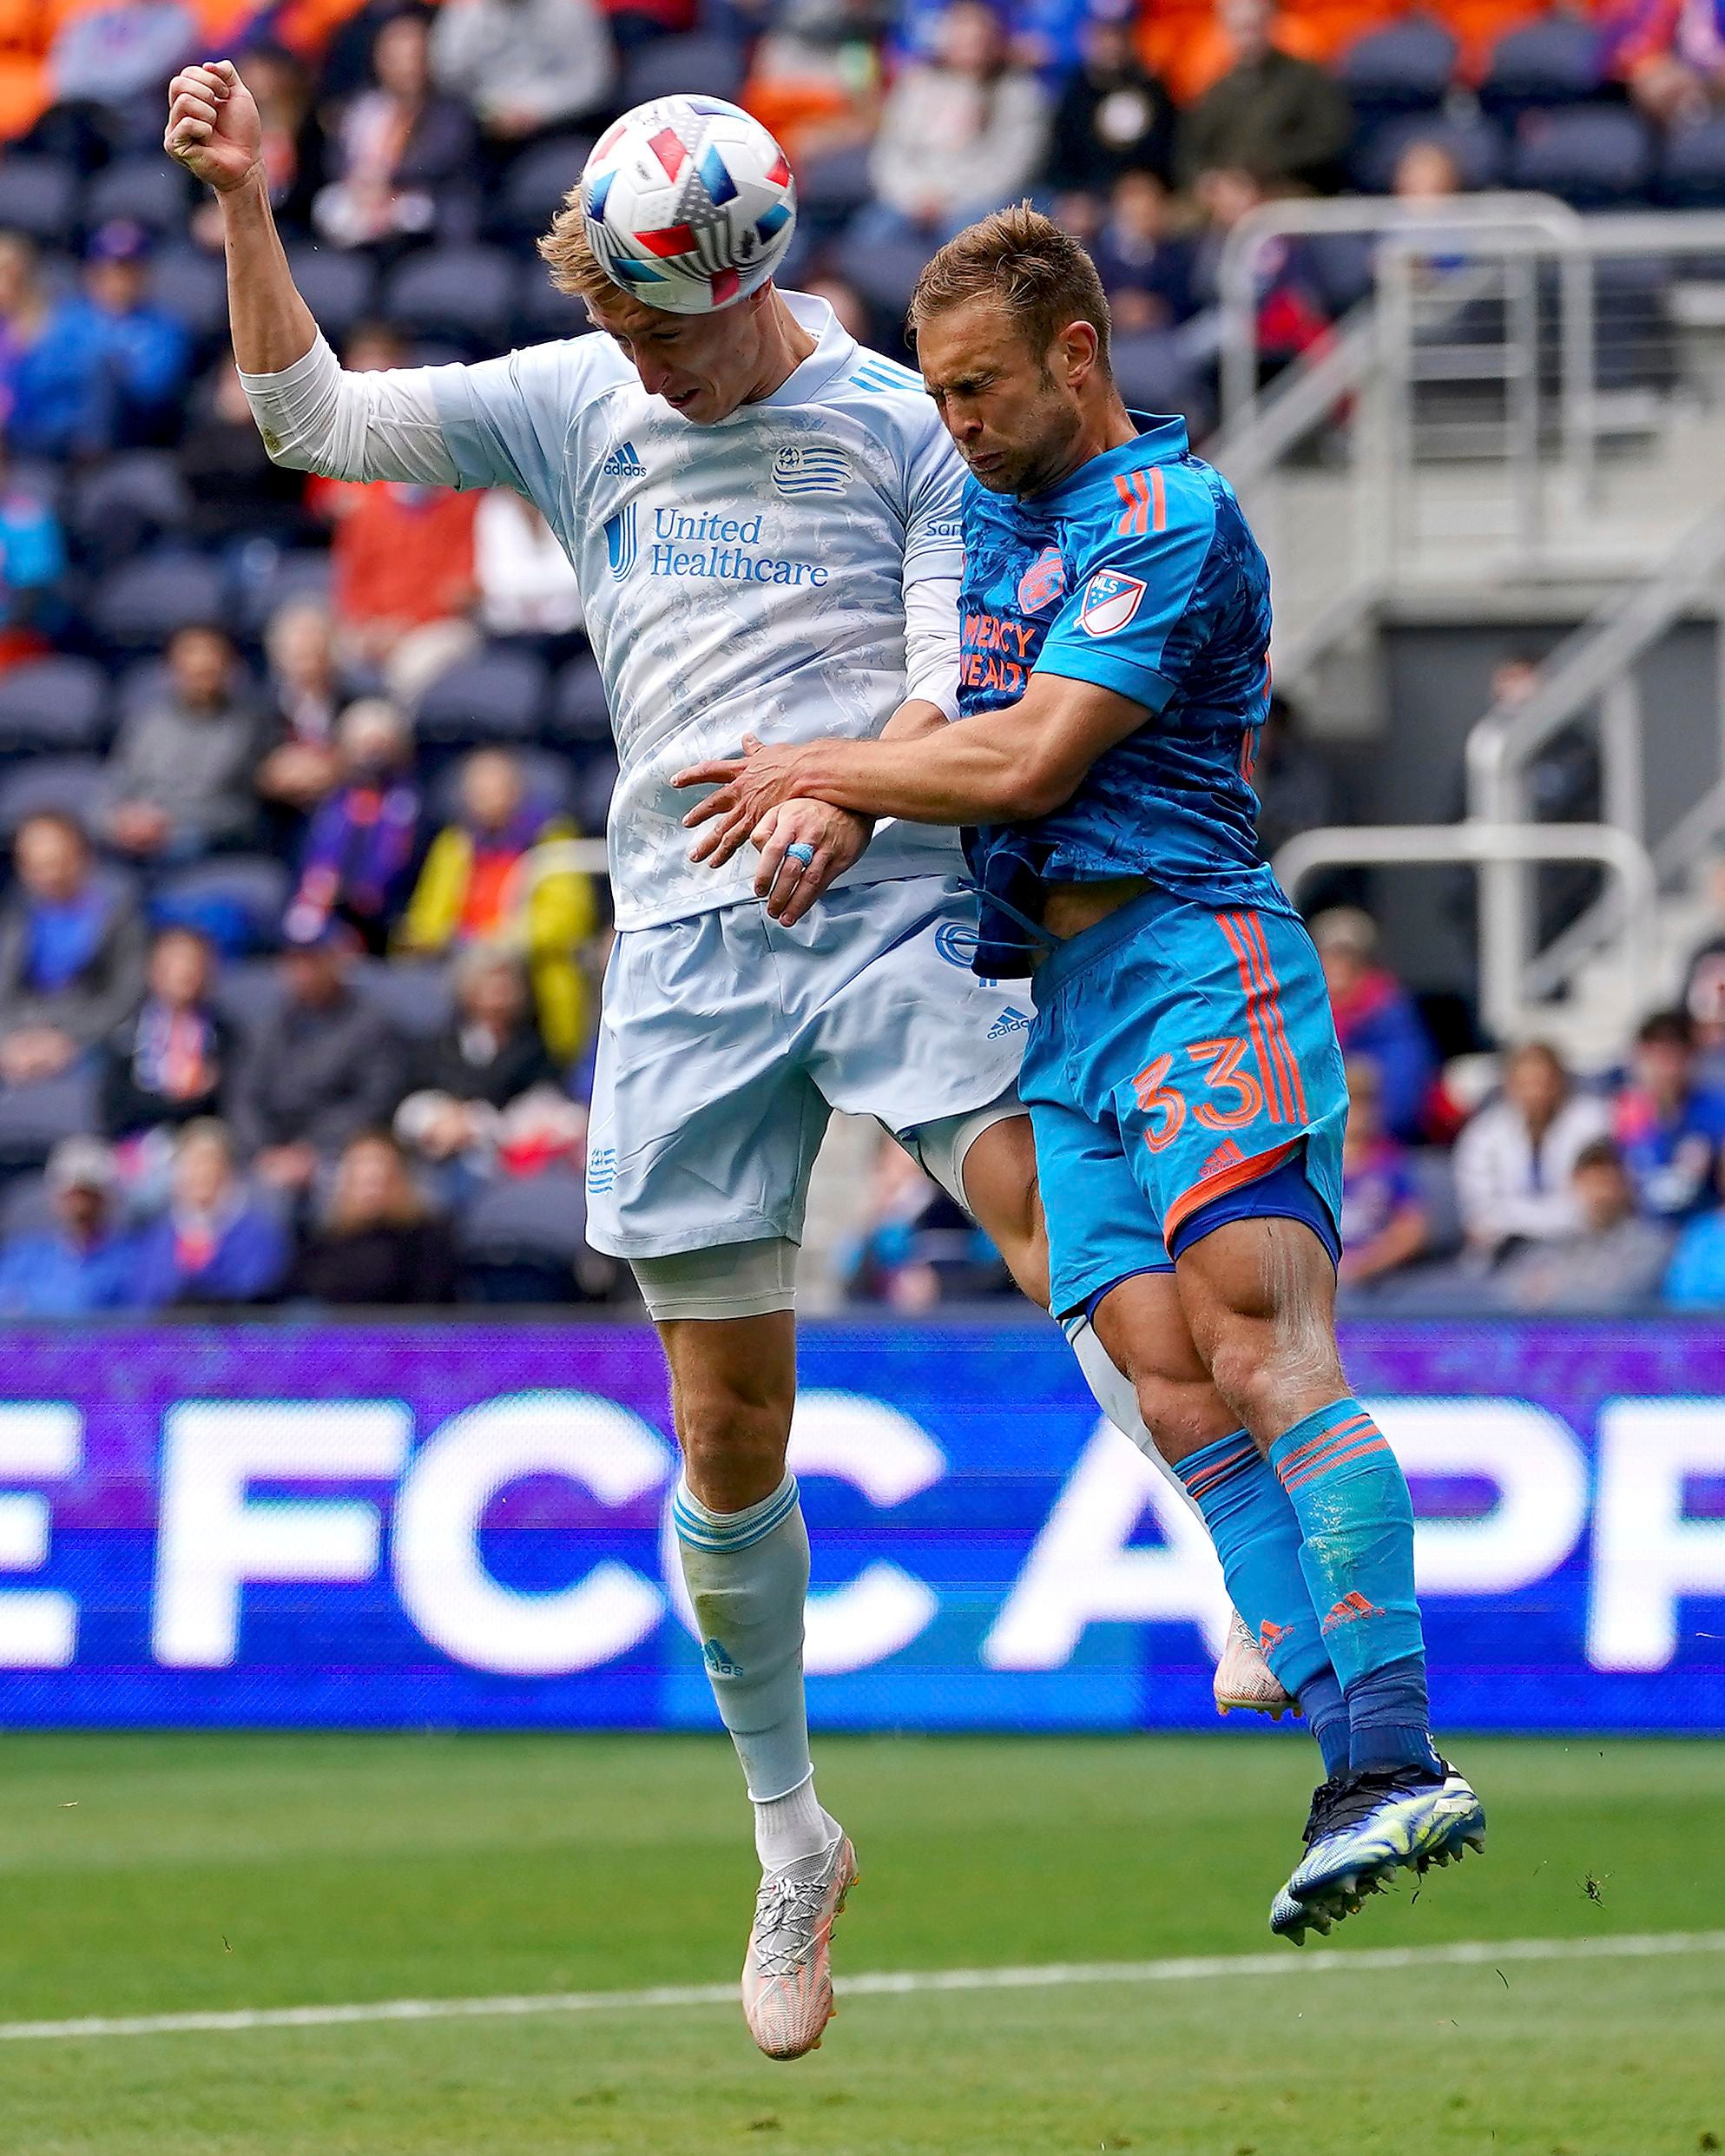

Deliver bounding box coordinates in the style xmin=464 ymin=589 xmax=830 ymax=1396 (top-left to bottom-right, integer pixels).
xmin=1213 ymin=1609 xmax=1299 ymax=1719
xmin=1270 ymin=1762 xmax=1485 ymax=1945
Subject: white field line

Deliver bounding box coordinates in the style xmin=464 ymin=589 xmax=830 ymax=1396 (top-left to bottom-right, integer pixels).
xmin=2 ymin=1930 xmax=1722 ymax=2045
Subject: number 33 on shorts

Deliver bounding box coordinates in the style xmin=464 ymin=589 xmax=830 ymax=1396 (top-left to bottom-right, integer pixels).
xmin=1133 ymin=1036 xmax=1281 ymax=1152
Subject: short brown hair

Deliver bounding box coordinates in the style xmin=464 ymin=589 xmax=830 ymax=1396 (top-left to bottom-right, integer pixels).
xmin=910 ymin=203 xmax=1111 ymax=373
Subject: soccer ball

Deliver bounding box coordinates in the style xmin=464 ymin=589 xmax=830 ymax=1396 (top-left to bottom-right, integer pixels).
xmin=579 ymin=96 xmax=798 ymax=315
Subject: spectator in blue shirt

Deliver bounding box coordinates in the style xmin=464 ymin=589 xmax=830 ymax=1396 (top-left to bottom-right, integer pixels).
xmin=1612 ymin=1008 xmax=1725 ymax=1223
xmin=0 ymin=431 xmax=67 ymax=643
xmin=0 ymin=1136 xmax=143 ymax=1315
xmin=1337 ymin=1058 xmax=1429 ymax=1297
xmin=1090 ymin=170 xmax=1195 ymax=333
xmin=4 ymin=221 xmax=191 ymax=461
xmin=132 ymin=1120 xmax=290 ymax=1309
xmin=1313 ymin=907 xmax=1439 ymax=1144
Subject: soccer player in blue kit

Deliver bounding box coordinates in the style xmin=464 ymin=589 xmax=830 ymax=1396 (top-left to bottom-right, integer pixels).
xmin=679 ymin=207 xmax=1486 ymax=1942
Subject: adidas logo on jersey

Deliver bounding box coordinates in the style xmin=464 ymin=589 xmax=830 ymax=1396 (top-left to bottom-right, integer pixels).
xmin=987 ymin=1005 xmax=1033 ymax=1040
xmin=602 ymin=438 xmax=646 ymax=478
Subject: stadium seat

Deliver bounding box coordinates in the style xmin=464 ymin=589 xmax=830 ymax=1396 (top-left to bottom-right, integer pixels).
xmin=69 ymin=452 xmax=193 ymax=567
xmin=285 ymin=246 xmax=379 ymax=342
xmin=515 ymin=258 xmax=594 ymax=344
xmin=493 ymin=135 xmax=592 ymax=239
xmin=1508 ymin=106 xmax=1656 ymax=208
xmin=839 ymin=233 xmax=935 ymax=320
xmin=1304 ymin=231 xmax=1378 ymax=316
xmin=1659 ymin=115 xmax=1725 ymax=208
xmin=0 ymin=157 xmax=78 ymax=243
xmin=1592 ymin=254 xmax=1678 ymax=393
xmin=1337 ymin=14 xmax=1458 ymax=122
xmin=236 ymin=548 xmax=332 ymax=636
xmin=356 ymin=958 xmax=454 ymax=1038
xmin=457 ymin=1164 xmax=589 ymax=1302
xmin=148 ymin=246 xmax=231 ymax=343
xmin=0 ymin=658 xmax=109 ymax=758
xmin=796 ymin=143 xmax=876 ymax=224
xmin=1478 ymin=13 xmax=1603 ymax=125
xmin=428 ymin=747 xmax=575 ymax=822
xmin=414 ymin=647 xmax=548 ymax=746
xmin=84 ymin=155 xmax=194 ymax=234
xmin=0 ymin=756 xmax=108 ymax=839
xmin=622 ymin=33 xmax=746 ymax=107
xmin=90 ymin=555 xmax=228 ymax=651
xmin=1109 ymin=332 xmax=1203 ymax=423
xmin=1351 ymin=112 xmax=1509 ymax=194
xmin=549 ymin=654 xmax=613 ymax=746
xmin=382 ymin=246 xmax=517 ymax=352
xmin=0 ymin=1066 xmax=99 ymax=1170
xmin=151 ymin=855 xmax=293 ymax=957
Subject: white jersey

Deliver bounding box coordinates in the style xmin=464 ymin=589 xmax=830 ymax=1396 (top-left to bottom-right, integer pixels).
xmin=247 ymin=294 xmax=965 ymax=929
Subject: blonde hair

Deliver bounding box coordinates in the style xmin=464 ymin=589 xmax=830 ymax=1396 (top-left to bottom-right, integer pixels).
xmin=538 ymin=206 xmax=630 ymax=307
xmin=910 ymin=202 xmax=1112 ymax=373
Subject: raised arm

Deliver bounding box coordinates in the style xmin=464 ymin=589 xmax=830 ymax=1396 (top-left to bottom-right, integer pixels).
xmin=165 ymin=57 xmax=464 ymax=487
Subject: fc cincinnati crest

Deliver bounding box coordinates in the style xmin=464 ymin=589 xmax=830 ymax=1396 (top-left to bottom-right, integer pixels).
xmin=1017 ymin=545 xmax=1066 ymax=615
xmin=1077 ymin=568 xmax=1146 ymax=637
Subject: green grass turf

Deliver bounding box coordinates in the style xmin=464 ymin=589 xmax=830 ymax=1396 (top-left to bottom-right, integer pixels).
xmin=0 ymin=1732 xmax=1721 ymax=2154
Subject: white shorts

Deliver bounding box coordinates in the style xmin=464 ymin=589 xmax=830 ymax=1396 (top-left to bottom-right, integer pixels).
xmin=583 ymin=874 xmax=1032 ymax=1259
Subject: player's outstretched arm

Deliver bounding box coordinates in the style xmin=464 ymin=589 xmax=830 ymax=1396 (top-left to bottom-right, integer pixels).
xmin=165 ymin=61 xmax=318 ymax=375
xmin=675 ymin=674 xmax=1149 ymax=860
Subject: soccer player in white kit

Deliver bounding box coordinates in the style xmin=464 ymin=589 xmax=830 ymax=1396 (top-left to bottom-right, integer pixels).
xmin=166 ymin=63 xmax=1280 ymax=2060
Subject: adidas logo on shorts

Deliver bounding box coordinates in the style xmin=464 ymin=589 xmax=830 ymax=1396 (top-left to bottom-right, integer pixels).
xmin=987 ymin=1006 xmax=1033 ymax=1040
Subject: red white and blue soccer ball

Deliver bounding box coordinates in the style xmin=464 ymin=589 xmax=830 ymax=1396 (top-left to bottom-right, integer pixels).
xmin=579 ymin=96 xmax=798 ymax=315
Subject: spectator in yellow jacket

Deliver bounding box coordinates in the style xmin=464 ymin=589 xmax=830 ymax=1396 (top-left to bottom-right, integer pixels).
xmin=396 ymin=748 xmax=596 ymax=1065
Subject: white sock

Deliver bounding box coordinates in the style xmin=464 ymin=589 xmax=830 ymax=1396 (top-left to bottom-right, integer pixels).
xmin=751 ymin=1769 xmax=839 ymax=1872
xmin=1063 ymin=1312 xmax=1208 ymax=1529
xmin=674 ymin=1472 xmax=832 ymax=1862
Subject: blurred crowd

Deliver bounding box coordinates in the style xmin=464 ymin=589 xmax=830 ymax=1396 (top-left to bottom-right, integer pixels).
xmin=0 ymin=0 xmax=1719 ymax=1313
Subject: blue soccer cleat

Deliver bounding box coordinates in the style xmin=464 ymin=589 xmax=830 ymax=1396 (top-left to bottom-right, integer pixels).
xmin=1269 ymin=1760 xmax=1485 ymax=1945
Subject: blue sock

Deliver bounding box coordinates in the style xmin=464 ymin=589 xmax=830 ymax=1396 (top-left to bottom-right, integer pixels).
xmin=1267 ymin=1399 xmax=1441 ymax=1780
xmin=1175 ymin=1430 xmax=1347 ymax=1778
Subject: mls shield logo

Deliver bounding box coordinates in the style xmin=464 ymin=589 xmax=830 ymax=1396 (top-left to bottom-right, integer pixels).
xmin=1017 ymin=545 xmax=1066 ymax=616
xmin=1077 ymin=568 xmax=1146 ymax=638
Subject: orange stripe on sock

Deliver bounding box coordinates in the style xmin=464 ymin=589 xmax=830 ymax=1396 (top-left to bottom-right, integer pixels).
xmin=1275 ymin=1416 xmax=1374 ymax=1474
xmin=1280 ymin=1438 xmax=1392 ymax=1493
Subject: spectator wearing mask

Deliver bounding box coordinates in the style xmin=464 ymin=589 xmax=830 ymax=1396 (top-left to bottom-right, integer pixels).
xmin=256 ymin=597 xmax=350 ymax=815
xmin=1177 ymin=0 xmax=1353 ymax=195
xmin=1336 ymin=1058 xmax=1428 ymax=1296
xmin=0 ymin=1136 xmax=143 ymax=1315
xmin=229 ymin=920 xmax=407 ymax=1196
xmin=859 ymin=0 xmax=1050 ymax=246
xmin=1312 ymin=907 xmax=1438 ymax=1144
xmin=0 ymin=813 xmax=147 ymax=1090
xmin=3 ymin=221 xmax=190 ymax=460
xmin=314 ymin=8 xmax=477 ymax=249
xmin=1613 ymin=1008 xmax=1725 ymax=1223
xmin=398 ymin=748 xmax=595 ymax=1061
xmin=285 ymin=696 xmax=422 ymax=956
xmin=100 ymin=926 xmax=232 ymax=1143
xmin=1497 ymin=1138 xmax=1674 ymax=1314
xmin=1046 ymin=4 xmax=1175 ymax=206
xmin=132 ymin=1118 xmax=291 ymax=1308
xmin=0 ymin=427 xmax=66 ymax=663
xmin=1090 ymin=170 xmax=1195 ymax=333
xmin=99 ymin=623 xmax=266 ymax=864
xmin=395 ymin=942 xmax=580 ymax=1190
xmin=289 ymin=1127 xmax=458 ymax=1304
xmin=431 ymin=0 xmax=616 ymax=148
xmin=1453 ymin=1041 xmax=1610 ymax=1262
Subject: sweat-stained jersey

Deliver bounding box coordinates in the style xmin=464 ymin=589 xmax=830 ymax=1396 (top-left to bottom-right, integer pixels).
xmin=955 ymin=414 xmax=1284 ymax=973
xmin=261 ymin=295 xmax=967 ymax=930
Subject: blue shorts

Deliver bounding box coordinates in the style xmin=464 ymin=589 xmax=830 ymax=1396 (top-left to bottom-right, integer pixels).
xmin=1019 ymin=886 xmax=1347 ymax=1319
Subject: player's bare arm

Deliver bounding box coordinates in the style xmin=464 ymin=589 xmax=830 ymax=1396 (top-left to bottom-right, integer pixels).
xmin=676 ymin=672 xmax=1147 ymax=864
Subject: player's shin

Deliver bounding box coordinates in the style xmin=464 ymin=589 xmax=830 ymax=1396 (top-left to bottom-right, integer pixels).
xmin=673 ymin=1473 xmax=839 ymax=1869
xmin=1173 ymin=1430 xmax=1348 ymax=1778
xmin=1267 ymin=1399 xmax=1441 ymax=1780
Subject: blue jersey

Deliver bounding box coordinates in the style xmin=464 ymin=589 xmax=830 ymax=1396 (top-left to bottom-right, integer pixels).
xmin=958 ymin=415 xmax=1282 ymax=973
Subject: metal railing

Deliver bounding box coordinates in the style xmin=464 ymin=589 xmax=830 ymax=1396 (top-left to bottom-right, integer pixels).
xmin=1274 ymin=821 xmax=1659 ymax=1052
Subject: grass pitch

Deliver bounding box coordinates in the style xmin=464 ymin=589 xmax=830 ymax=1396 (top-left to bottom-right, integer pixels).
xmin=0 ymin=1731 xmax=1720 ymax=2155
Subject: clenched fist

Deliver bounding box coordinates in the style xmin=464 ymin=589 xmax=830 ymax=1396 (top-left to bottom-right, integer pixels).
xmin=163 ymin=59 xmax=262 ymax=193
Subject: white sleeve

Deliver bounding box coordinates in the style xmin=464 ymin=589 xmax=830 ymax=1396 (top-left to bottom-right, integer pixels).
xmin=900 ymin=403 xmax=966 ymax=586
xmin=239 ymin=333 xmax=463 ymax=487
xmin=903 ymin=573 xmax=960 ymax=721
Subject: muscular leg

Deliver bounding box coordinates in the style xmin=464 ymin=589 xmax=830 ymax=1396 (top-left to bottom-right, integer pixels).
xmin=657 ymin=1309 xmax=839 ymax=1866
xmin=1175 ymin=1218 xmax=1435 ymax=1779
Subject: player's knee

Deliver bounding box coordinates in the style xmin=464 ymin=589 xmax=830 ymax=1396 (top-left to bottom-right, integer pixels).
xmin=1202 ymin=1315 xmax=1343 ymax=1442
xmin=1133 ymin=1369 xmax=1241 ymax=1461
xmin=677 ymin=1394 xmax=792 ymax=1511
